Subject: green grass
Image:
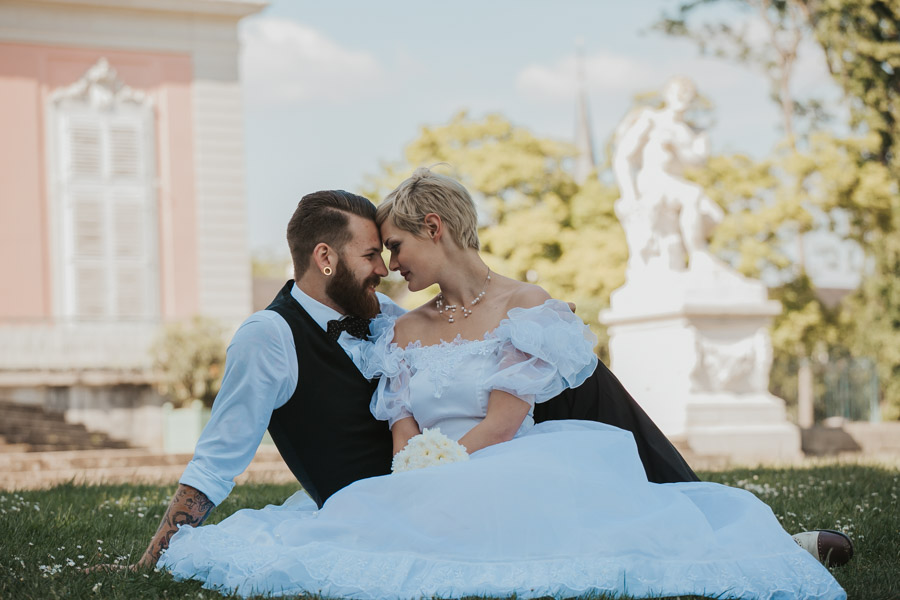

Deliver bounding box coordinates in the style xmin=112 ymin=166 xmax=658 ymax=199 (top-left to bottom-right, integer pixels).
xmin=1 ymin=461 xmax=898 ymax=600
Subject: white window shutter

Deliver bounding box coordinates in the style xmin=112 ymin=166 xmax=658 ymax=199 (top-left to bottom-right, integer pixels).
xmin=74 ymin=265 xmax=107 ymax=317
xmin=112 ymin=188 xmax=147 ymax=317
xmin=71 ymin=195 xmax=105 ymax=259
xmin=109 ymin=121 xmax=142 ymax=179
xmin=53 ymin=87 xmax=158 ymax=321
xmin=66 ymin=120 xmax=102 ymax=180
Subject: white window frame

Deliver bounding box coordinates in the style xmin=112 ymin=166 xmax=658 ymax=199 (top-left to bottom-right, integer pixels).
xmin=46 ymin=58 xmax=160 ymax=322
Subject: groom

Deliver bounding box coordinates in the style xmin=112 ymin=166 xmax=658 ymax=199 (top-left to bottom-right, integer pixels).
xmin=129 ymin=190 xmax=850 ymax=570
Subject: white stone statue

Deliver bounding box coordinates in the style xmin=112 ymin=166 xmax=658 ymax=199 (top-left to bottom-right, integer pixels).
xmin=612 ymin=76 xmax=724 ymax=279
xmin=602 ymin=77 xmax=801 ymax=463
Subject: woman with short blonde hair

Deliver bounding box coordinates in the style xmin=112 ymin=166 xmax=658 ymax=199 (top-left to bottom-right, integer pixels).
xmin=376 ymin=166 xmax=480 ymax=251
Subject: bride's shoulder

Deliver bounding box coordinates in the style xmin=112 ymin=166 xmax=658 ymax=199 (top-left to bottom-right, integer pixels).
xmin=501 ymin=280 xmax=551 ymax=312
xmin=392 ymin=301 xmax=438 ymax=347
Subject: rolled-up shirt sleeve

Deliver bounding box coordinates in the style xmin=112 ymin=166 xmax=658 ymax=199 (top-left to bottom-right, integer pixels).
xmin=179 ymin=311 xmax=296 ymax=506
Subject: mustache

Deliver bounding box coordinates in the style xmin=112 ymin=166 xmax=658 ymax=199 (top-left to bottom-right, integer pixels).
xmin=365 ymin=274 xmax=382 ymax=289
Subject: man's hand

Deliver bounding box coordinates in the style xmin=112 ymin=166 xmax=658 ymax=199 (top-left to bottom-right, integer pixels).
xmin=86 ymin=484 xmax=214 ymax=573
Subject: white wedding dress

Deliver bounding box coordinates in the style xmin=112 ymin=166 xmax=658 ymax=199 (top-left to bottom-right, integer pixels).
xmin=159 ymin=300 xmax=845 ymax=600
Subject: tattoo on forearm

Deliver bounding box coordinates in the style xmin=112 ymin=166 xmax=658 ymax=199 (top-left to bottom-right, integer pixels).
xmin=147 ymin=485 xmax=214 ymax=562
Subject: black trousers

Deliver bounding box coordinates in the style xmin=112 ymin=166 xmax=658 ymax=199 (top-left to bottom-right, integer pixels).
xmin=535 ymin=360 xmax=700 ymax=484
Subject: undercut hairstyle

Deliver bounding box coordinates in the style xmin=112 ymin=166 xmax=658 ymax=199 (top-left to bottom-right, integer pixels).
xmin=376 ymin=167 xmax=480 ymax=250
xmin=287 ymin=190 xmax=376 ymax=279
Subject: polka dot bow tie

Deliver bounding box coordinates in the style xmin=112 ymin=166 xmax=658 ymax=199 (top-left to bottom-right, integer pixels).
xmin=326 ymin=316 xmax=371 ymax=341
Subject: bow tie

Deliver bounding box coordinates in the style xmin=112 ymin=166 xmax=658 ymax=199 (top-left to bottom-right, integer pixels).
xmin=326 ymin=316 xmax=371 ymax=341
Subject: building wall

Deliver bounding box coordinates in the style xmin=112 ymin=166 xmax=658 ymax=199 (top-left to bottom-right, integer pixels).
xmin=0 ymin=0 xmax=256 ymax=321
xmin=0 ymin=0 xmax=263 ymax=447
xmin=0 ymin=42 xmax=199 ymax=321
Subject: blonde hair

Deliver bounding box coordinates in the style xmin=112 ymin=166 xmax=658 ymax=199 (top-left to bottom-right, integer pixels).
xmin=376 ymin=167 xmax=480 ymax=250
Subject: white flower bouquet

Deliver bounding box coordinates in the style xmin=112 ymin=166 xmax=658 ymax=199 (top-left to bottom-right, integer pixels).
xmin=391 ymin=428 xmax=469 ymax=473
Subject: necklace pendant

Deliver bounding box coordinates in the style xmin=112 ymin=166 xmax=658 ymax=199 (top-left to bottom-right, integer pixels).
xmin=435 ymin=267 xmax=491 ymax=326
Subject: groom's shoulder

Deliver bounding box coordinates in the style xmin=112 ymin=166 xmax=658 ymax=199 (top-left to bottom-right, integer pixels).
xmin=228 ymin=309 xmax=293 ymax=350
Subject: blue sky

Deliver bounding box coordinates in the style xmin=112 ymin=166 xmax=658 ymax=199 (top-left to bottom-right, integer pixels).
xmin=239 ymin=1 xmax=841 ymax=260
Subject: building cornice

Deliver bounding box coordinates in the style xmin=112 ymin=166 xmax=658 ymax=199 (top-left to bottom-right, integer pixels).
xmin=15 ymin=0 xmax=267 ymax=19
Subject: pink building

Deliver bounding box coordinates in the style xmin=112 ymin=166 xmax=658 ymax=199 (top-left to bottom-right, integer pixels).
xmin=0 ymin=0 xmax=264 ymax=446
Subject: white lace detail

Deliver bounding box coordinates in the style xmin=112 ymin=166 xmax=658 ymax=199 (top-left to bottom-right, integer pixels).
xmin=402 ymin=337 xmax=498 ymax=398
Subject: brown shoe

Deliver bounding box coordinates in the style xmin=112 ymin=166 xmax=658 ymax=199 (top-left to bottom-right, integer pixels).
xmin=792 ymin=529 xmax=854 ymax=567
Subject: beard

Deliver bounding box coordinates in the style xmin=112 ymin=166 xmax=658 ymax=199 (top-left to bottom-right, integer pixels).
xmin=325 ymin=258 xmax=381 ymax=319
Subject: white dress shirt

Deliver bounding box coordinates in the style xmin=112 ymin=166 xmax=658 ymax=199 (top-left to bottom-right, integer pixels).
xmin=179 ymin=284 xmax=404 ymax=505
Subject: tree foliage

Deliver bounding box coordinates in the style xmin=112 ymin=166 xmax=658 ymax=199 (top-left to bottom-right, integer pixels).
xmin=654 ymin=0 xmax=829 ymax=143
xmin=805 ymin=0 xmax=900 ymax=419
xmin=658 ymin=0 xmax=900 ymax=418
xmin=367 ymin=112 xmax=626 ymax=358
xmin=804 ymin=0 xmax=900 ymax=170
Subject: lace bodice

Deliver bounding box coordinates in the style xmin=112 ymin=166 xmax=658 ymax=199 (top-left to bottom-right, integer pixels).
xmin=345 ymin=299 xmax=598 ymax=441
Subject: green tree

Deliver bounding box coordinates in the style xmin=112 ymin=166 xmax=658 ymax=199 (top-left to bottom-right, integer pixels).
xmin=367 ymin=112 xmax=626 ymax=358
xmin=804 ymin=0 xmax=900 ymax=170
xmin=656 ymin=0 xmax=900 ymax=419
xmin=803 ymin=0 xmax=900 ymax=418
xmin=655 ymin=0 xmax=828 ymax=145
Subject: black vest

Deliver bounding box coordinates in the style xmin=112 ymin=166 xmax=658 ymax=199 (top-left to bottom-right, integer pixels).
xmin=266 ymin=281 xmax=393 ymax=507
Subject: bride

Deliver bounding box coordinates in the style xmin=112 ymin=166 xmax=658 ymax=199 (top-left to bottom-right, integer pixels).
xmin=159 ymin=168 xmax=845 ymax=600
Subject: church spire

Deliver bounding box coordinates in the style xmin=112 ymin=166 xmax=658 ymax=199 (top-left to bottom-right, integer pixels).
xmin=573 ymin=38 xmax=596 ymax=185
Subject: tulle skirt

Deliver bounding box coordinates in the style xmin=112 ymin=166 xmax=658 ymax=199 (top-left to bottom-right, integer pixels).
xmin=159 ymin=421 xmax=845 ymax=599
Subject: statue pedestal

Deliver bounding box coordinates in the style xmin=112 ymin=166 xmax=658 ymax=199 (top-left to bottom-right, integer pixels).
xmin=601 ymin=263 xmax=802 ymax=463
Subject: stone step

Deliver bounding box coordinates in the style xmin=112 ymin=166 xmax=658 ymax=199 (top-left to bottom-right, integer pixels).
xmin=0 ymin=400 xmax=55 ymax=414
xmin=0 ymin=414 xmax=87 ymax=432
xmin=0 ymin=447 xmax=286 ymax=473
xmin=0 ymin=400 xmax=131 ymax=452
xmin=0 ymin=426 xmax=120 ymax=440
xmin=0 ymin=431 xmax=130 ymax=449
xmin=0 ymin=448 xmax=294 ymax=490
xmin=0 ymin=405 xmax=65 ymax=423
xmin=0 ymin=436 xmax=31 ymax=453
xmin=1 ymin=427 xmax=103 ymax=442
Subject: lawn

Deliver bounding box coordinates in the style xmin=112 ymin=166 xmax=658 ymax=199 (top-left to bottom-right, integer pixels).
xmin=1 ymin=461 xmax=897 ymax=600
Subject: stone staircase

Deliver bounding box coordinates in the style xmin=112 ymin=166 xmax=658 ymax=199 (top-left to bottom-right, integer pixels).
xmin=0 ymin=399 xmax=296 ymax=490
xmin=0 ymin=400 xmax=131 ymax=452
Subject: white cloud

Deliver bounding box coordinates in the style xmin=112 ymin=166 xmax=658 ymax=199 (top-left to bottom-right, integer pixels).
xmin=516 ymin=52 xmax=660 ymax=102
xmin=240 ymin=17 xmax=385 ymax=107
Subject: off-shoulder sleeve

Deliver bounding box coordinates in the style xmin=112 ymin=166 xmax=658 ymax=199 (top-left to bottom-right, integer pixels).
xmin=343 ymin=314 xmax=413 ymax=428
xmin=484 ymin=299 xmax=598 ymax=406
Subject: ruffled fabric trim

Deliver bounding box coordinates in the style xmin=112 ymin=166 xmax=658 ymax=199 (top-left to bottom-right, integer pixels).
xmin=354 ymin=315 xmax=414 ymax=426
xmin=159 ymin=525 xmax=846 ymax=600
xmin=484 ymin=299 xmax=598 ymax=405
xmin=338 ymin=313 xmax=402 ymax=380
xmin=355 ymin=300 xmax=599 ymax=422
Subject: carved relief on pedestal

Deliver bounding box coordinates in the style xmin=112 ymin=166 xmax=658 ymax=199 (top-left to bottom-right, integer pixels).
xmin=689 ymin=328 xmax=773 ymax=394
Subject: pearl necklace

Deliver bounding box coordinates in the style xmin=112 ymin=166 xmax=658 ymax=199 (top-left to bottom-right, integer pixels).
xmin=436 ymin=269 xmax=492 ymax=324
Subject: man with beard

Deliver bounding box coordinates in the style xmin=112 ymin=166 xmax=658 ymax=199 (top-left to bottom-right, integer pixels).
xmin=130 ymin=190 xmax=398 ymax=569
